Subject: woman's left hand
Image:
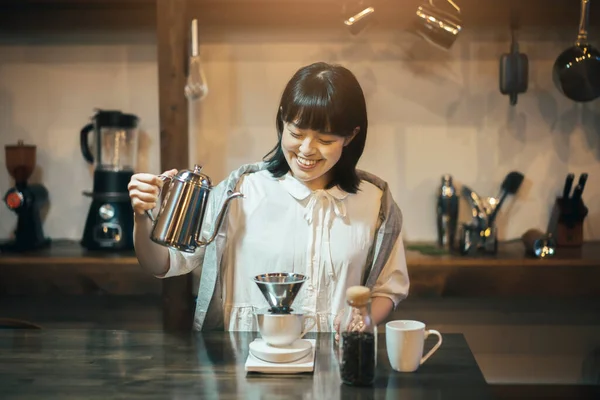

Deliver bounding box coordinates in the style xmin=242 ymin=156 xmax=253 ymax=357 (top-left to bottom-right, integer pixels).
xmin=334 ymin=308 xmax=367 ymax=343
xmin=333 ymin=313 xmax=342 ymax=343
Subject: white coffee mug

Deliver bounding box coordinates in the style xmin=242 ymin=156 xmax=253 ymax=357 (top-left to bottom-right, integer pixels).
xmin=256 ymin=312 xmax=317 ymax=347
xmin=385 ymin=320 xmax=442 ymax=372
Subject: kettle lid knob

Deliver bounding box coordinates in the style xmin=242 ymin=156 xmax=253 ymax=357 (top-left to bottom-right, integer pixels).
xmin=176 ymin=163 xmax=212 ymax=187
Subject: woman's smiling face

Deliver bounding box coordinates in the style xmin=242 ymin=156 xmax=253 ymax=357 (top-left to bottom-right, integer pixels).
xmin=281 ymin=122 xmax=352 ymax=191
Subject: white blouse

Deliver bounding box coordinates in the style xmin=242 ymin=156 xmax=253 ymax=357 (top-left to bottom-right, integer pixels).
xmin=166 ymin=169 xmax=409 ymax=332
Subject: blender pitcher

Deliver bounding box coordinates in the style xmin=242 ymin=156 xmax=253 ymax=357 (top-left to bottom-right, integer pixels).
xmin=80 ymin=109 xmax=139 ymax=173
xmin=80 ymin=109 xmax=139 ymax=194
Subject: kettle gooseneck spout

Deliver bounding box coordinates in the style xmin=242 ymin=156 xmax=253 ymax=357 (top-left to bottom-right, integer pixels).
xmin=194 ymin=190 xmax=245 ymax=246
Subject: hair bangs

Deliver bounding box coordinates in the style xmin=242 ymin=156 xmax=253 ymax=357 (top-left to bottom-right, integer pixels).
xmin=282 ymin=82 xmax=352 ymax=137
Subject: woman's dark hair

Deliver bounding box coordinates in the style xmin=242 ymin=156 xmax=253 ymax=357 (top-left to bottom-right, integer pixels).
xmin=263 ymin=62 xmax=368 ymax=193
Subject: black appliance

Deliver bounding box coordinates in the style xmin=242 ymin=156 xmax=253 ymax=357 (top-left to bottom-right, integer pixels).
xmin=80 ymin=109 xmax=139 ymax=251
xmin=1 ymin=140 xmax=50 ymax=252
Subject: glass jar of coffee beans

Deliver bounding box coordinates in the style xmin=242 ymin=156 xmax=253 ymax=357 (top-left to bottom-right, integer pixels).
xmin=339 ymin=285 xmax=377 ymax=386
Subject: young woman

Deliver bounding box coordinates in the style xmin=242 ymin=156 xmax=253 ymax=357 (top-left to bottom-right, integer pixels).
xmin=128 ymin=62 xmax=409 ymax=334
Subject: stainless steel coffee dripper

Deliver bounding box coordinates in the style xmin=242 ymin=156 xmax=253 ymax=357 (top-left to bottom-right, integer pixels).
xmin=145 ymin=164 xmax=244 ymax=253
xmin=254 ymin=273 xmax=308 ymax=314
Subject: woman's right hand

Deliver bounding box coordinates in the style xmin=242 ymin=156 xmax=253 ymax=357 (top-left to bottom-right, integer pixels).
xmin=128 ymin=169 xmax=178 ymax=215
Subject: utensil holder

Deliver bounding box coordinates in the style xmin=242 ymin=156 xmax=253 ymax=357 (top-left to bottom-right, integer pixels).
xmin=547 ymin=197 xmax=588 ymax=247
xmin=459 ymin=224 xmax=498 ymax=255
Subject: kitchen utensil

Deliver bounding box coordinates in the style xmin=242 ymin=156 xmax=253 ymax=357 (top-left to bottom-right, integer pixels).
xmin=145 ymin=164 xmax=244 ymax=252
xmin=80 ymin=109 xmax=139 ymax=173
xmin=184 ymin=19 xmax=209 ymax=101
xmin=248 ymin=338 xmax=312 ymax=363
xmin=80 ymin=109 xmax=139 ymax=251
xmin=436 ymin=174 xmax=459 ymax=249
xmin=562 ymin=173 xmax=575 ymax=199
xmin=571 ymin=173 xmax=588 ymax=203
xmin=339 ymin=285 xmax=377 ymax=386
xmin=386 ymin=320 xmax=442 ymax=373
xmin=253 ymin=272 xmax=308 ymax=314
xmin=548 ymin=173 xmax=589 ymax=247
xmin=244 ymin=274 xmax=314 ymax=372
xmin=548 ymin=197 xmax=588 ymax=247
xmin=342 ymin=2 xmax=375 ymax=35
xmin=413 ymin=0 xmax=462 ymax=50
xmin=487 ymin=171 xmax=525 ymax=227
xmin=458 ymin=223 xmax=475 ymax=254
xmin=499 ymin=17 xmax=528 ymax=106
xmin=552 ymin=0 xmax=600 ymax=102
xmin=254 ymin=309 xmax=317 ymax=347
xmin=461 ymin=185 xmax=488 ymax=230
xmin=1 ymin=141 xmax=50 ymax=253
xmin=458 ymin=223 xmax=497 ymax=255
xmin=245 ymin=338 xmax=317 ymax=374
xmin=521 ymin=228 xmax=556 ymax=258
xmin=459 ymin=172 xmax=523 ymax=256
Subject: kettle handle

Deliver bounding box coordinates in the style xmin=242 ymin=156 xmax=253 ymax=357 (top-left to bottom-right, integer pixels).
xmin=144 ymin=174 xmax=173 ymax=223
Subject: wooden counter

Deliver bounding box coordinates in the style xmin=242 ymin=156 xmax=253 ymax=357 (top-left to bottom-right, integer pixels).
xmin=406 ymin=240 xmax=600 ymax=268
xmin=405 ymin=240 xmax=600 ymax=298
xmin=1 ymin=239 xmax=599 ymax=297
xmin=0 ymin=239 xmax=159 ymax=296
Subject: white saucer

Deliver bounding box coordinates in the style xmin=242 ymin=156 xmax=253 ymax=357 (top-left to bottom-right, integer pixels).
xmin=245 ymin=338 xmax=316 ymax=374
xmin=249 ymin=338 xmax=312 ymax=364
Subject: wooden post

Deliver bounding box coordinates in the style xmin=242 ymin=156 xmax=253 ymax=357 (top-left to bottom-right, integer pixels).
xmin=156 ymin=0 xmax=194 ymax=331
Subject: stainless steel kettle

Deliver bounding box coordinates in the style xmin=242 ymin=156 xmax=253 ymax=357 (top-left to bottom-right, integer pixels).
xmin=145 ymin=164 xmax=244 ymax=253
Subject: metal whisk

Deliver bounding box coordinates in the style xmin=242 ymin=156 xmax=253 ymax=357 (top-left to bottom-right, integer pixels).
xmin=184 ymin=19 xmax=209 ymax=101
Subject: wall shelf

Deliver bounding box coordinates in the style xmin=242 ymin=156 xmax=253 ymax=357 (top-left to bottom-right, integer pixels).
xmin=2 ymin=239 xmax=599 ymax=297
xmin=0 ymin=240 xmax=159 ymax=296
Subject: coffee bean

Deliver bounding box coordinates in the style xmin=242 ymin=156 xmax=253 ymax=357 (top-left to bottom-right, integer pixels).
xmin=340 ymin=331 xmax=376 ymax=386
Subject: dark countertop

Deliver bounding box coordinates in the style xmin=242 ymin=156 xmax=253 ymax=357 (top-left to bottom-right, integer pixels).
xmin=0 ymin=329 xmax=492 ymax=399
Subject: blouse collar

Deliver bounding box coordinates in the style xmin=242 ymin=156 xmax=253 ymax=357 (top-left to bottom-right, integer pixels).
xmin=278 ymin=172 xmax=349 ymax=201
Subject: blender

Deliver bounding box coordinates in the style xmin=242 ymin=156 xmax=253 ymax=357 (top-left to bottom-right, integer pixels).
xmin=1 ymin=140 xmax=50 ymax=252
xmin=80 ymin=109 xmax=139 ymax=251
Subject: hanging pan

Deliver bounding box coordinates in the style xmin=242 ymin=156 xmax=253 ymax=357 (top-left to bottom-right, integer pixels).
xmin=552 ymin=0 xmax=600 ymax=103
xmin=499 ymin=16 xmax=529 ymax=106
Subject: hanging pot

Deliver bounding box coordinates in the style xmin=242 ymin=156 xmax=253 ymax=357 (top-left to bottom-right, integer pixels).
xmin=552 ymin=0 xmax=600 ymax=103
xmin=499 ymin=21 xmax=529 ymax=106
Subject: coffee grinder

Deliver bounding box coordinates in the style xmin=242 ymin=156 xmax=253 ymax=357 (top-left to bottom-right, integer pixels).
xmin=1 ymin=140 xmax=50 ymax=252
xmin=80 ymin=109 xmax=139 ymax=251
